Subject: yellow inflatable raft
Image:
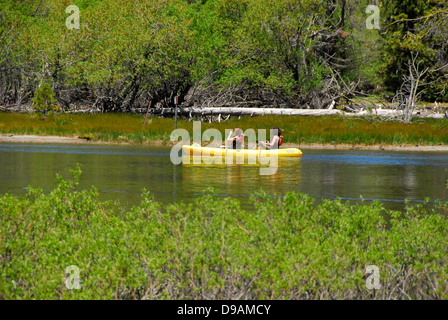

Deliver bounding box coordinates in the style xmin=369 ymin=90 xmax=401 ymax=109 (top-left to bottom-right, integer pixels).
xmin=181 ymin=145 xmax=303 ymax=158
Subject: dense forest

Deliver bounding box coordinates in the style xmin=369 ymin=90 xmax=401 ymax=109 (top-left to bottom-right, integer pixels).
xmin=0 ymin=0 xmax=447 ymax=113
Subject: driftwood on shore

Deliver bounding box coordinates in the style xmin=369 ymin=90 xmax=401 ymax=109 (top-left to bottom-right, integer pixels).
xmin=145 ymin=106 xmax=447 ymax=120
xmin=1 ymin=104 xmax=446 ymax=120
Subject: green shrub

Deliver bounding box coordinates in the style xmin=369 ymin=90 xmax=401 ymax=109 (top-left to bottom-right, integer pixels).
xmin=31 ymin=82 xmax=60 ymax=117
xmin=1 ymin=165 xmax=448 ymax=299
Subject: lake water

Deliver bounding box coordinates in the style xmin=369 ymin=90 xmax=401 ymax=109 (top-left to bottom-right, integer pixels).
xmin=1 ymin=143 xmax=448 ymax=211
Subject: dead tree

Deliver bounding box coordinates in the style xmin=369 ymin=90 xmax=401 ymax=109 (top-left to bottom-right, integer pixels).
xmin=393 ymin=53 xmax=429 ymax=123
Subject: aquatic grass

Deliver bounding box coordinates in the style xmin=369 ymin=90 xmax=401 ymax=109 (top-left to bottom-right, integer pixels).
xmin=0 ymin=112 xmax=448 ymax=146
xmin=1 ymin=165 xmax=448 ymax=299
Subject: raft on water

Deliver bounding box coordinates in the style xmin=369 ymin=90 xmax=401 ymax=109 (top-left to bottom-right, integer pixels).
xmin=181 ymin=144 xmax=303 ymax=158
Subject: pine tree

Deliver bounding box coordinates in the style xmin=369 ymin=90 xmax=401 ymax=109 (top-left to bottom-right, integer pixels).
xmin=32 ymin=82 xmax=57 ymax=116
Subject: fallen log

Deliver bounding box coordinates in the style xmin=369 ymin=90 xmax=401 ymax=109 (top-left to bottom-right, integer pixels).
xmin=1 ymin=104 xmax=445 ymax=119
xmin=147 ymin=107 xmax=446 ymax=119
xmin=149 ymin=107 xmax=342 ymax=117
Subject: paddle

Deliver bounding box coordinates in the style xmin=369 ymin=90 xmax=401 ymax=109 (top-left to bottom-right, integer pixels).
xmin=220 ymin=130 xmax=234 ymax=149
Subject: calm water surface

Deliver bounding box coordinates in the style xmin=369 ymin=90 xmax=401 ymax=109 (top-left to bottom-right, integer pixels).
xmin=1 ymin=143 xmax=448 ymax=211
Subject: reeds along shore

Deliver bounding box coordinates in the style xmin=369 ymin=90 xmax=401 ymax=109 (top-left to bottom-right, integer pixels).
xmin=1 ymin=165 xmax=448 ymax=299
xmin=0 ymin=112 xmax=448 ymax=147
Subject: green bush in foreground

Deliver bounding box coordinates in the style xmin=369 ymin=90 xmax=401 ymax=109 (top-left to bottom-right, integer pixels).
xmin=1 ymin=165 xmax=448 ymax=299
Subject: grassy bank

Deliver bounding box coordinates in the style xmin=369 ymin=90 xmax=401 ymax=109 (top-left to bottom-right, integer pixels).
xmin=1 ymin=165 xmax=448 ymax=299
xmin=1 ymin=112 xmax=448 ymax=147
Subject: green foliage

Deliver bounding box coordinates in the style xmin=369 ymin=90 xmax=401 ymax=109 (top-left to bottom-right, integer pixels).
xmin=31 ymin=82 xmax=60 ymax=116
xmin=380 ymin=0 xmax=448 ymax=100
xmin=1 ymin=0 xmax=448 ymax=110
xmin=1 ymin=165 xmax=448 ymax=299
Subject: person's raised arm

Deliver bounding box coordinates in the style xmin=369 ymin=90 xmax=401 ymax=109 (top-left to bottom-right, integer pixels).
xmin=269 ymin=135 xmax=279 ymax=147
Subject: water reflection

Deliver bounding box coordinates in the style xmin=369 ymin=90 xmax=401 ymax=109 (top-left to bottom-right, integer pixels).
xmin=300 ymin=150 xmax=448 ymax=209
xmin=181 ymin=157 xmax=302 ymax=202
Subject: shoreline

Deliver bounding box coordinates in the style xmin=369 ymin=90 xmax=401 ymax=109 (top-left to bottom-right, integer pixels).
xmin=1 ymin=133 xmax=448 ymax=152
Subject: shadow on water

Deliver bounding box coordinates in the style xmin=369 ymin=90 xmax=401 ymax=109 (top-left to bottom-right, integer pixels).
xmin=0 ymin=143 xmax=448 ymax=212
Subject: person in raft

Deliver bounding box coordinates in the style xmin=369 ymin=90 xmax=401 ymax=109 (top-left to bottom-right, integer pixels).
xmin=256 ymin=126 xmax=284 ymax=149
xmin=226 ymin=128 xmax=245 ymax=149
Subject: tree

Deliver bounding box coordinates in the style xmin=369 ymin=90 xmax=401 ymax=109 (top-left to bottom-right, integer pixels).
xmin=209 ymin=0 xmax=356 ymax=108
xmin=393 ymin=53 xmax=429 ymax=122
xmin=32 ymin=82 xmax=59 ymax=116
xmin=381 ymin=0 xmax=448 ymax=101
